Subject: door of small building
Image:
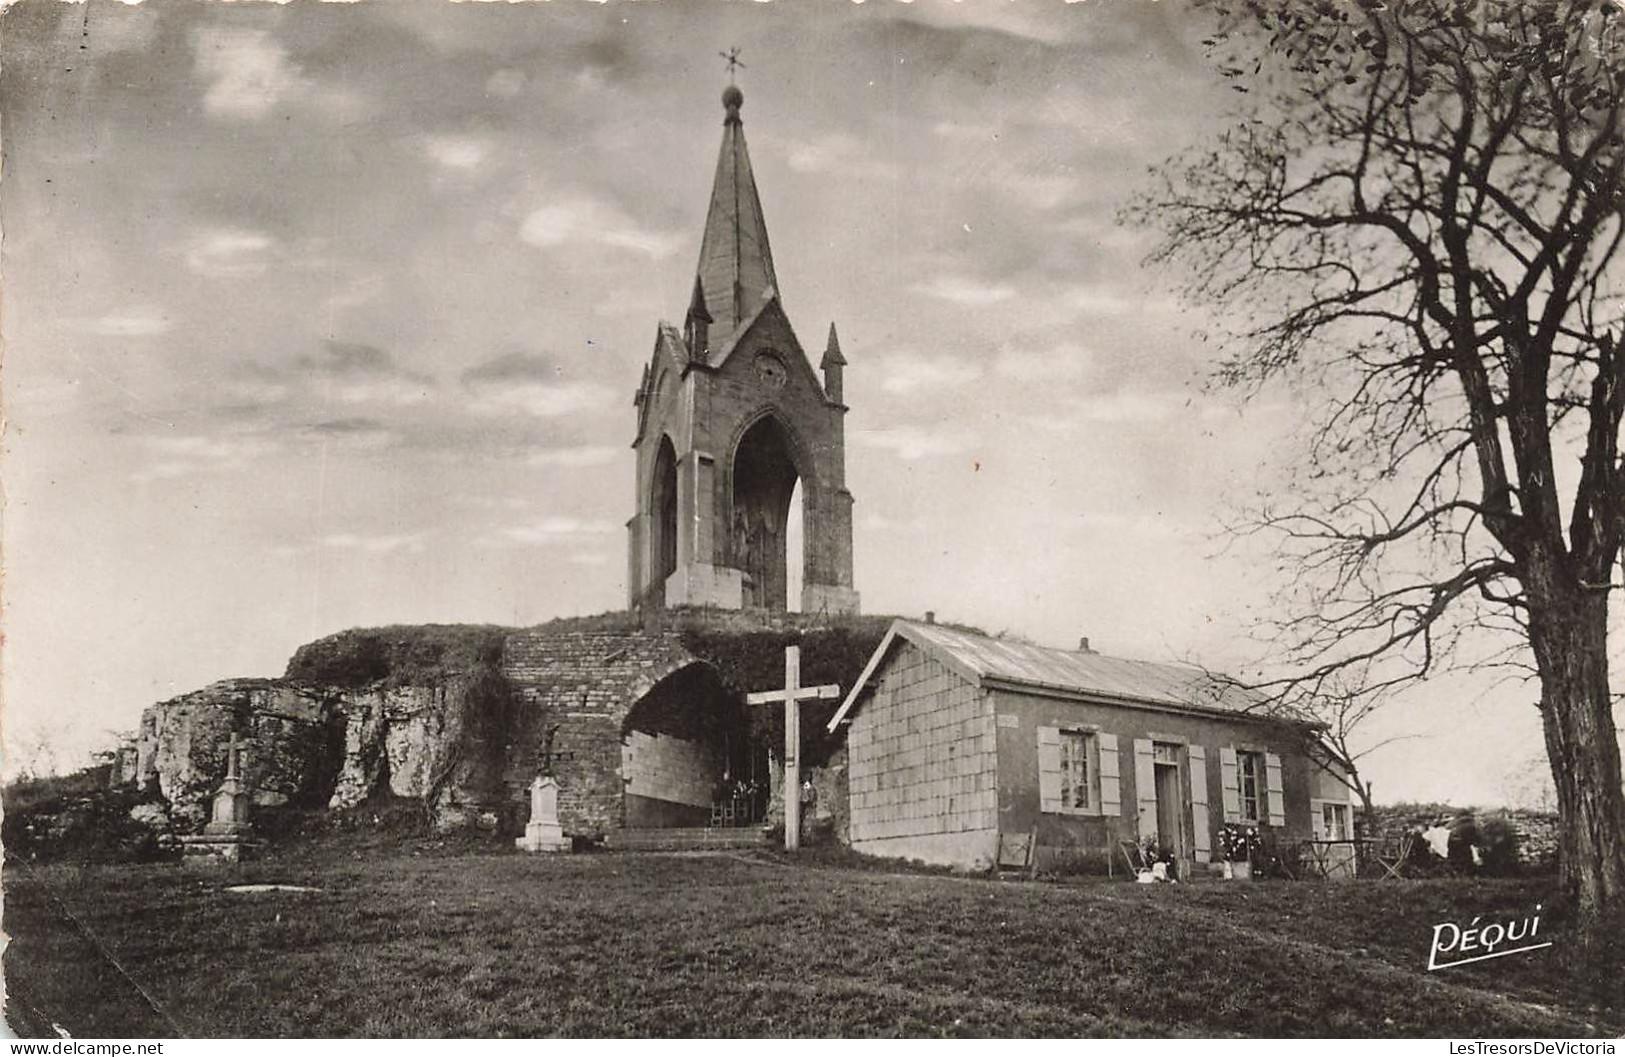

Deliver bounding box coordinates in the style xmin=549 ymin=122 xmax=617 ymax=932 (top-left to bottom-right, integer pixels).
xmin=1152 ymin=742 xmax=1186 ymax=861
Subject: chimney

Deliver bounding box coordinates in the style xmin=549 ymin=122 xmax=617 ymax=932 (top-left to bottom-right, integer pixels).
xmin=925 ymin=611 xmax=936 ymax=625
xmin=1079 ymin=637 xmax=1094 ymax=653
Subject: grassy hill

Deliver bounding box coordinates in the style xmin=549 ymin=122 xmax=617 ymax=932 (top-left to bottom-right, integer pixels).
xmin=4 ymin=848 xmax=1614 ymax=1037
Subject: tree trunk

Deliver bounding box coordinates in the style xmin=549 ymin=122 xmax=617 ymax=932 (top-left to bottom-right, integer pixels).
xmin=1530 ymin=578 xmax=1625 ymax=995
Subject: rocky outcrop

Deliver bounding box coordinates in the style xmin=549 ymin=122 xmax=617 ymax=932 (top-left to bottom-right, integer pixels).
xmin=328 ymin=685 xmax=451 ymax=809
xmin=135 ymin=678 xmax=485 ymax=832
xmin=137 ymin=679 xmax=339 ymax=829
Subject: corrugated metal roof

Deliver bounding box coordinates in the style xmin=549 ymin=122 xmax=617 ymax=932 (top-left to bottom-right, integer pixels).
xmin=831 ymin=621 xmax=1280 ymax=728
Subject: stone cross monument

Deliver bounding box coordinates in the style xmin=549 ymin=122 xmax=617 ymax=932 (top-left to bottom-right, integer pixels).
xmin=180 ymin=733 xmax=258 ymax=863
xmin=203 ymin=733 xmax=252 ymax=836
xmin=515 ymin=775 xmax=570 ymax=853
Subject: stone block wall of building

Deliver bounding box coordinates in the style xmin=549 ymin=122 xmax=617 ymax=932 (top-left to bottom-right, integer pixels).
xmin=846 ymin=641 xmax=998 ymax=868
xmin=623 ymin=731 xmax=721 ymax=808
xmin=500 ymin=628 xmax=698 ymax=838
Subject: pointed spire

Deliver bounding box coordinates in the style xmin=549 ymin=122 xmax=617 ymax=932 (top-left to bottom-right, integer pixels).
xmin=820 ymin=322 xmax=847 ymax=368
xmin=693 ymin=84 xmax=780 ymax=344
xmin=685 ymin=276 xmax=712 ymax=360
xmin=821 ymin=323 xmax=846 ymax=405
xmin=687 ymin=275 xmax=714 ymax=323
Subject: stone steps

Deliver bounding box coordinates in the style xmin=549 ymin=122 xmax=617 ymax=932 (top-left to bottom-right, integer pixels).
xmin=604 ymin=826 xmax=769 ymax=851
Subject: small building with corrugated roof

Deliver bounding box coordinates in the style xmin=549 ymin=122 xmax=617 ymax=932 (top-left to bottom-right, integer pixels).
xmin=827 ymin=619 xmax=1354 ymax=873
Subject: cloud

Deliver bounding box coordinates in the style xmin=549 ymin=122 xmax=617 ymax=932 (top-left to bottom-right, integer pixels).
xmin=897 ymin=5 xmax=1071 ymax=45
xmin=132 ymin=433 xmax=278 ymax=481
xmin=462 ymin=353 xmax=616 ymax=418
xmin=68 ymin=307 xmax=172 ymax=337
xmin=322 ymin=275 xmax=387 ymax=313
xmin=855 ymin=426 xmax=973 ymax=461
xmin=860 ymin=513 xmax=934 ymax=532
xmin=192 ymin=27 xmax=306 ymax=120
xmin=1039 ymin=389 xmax=1230 ymax=427
xmin=486 ymin=69 xmax=526 ymax=98
xmin=320 ymin=532 xmax=427 ymax=554
xmin=213 ymin=364 xmax=294 ymax=409
xmin=1072 ymin=510 xmax=1195 ymax=542
xmin=1064 ymin=285 xmax=1178 ymax=319
xmin=423 ymin=135 xmax=491 ymax=172
xmin=994 ymin=342 xmax=1092 ymax=383
xmin=302 ymin=341 xmax=395 ymax=375
xmin=784 ymin=134 xmax=902 ymax=181
xmin=473 ymin=380 xmax=616 ymax=418
xmin=297 ymin=341 xmax=434 ymax=406
xmin=996 ymin=168 xmax=1080 ymax=212
xmin=933 ymin=120 xmax=1001 ymax=142
xmin=519 ymin=195 xmax=682 ymax=259
xmin=879 ymin=351 xmax=983 ymax=394
xmin=911 ymin=275 xmax=1016 ymax=307
xmin=186 ymin=228 xmax=274 ymax=278
xmin=303 ymin=418 xmax=399 ymax=450
xmin=528 ymin=445 xmax=622 ymax=468
xmin=485 ymin=516 xmax=620 ymax=548
xmin=461 ymin=352 xmax=559 ymax=384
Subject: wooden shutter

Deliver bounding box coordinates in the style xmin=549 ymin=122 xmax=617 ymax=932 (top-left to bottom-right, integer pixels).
xmin=1219 ymin=746 xmax=1240 ymax=822
xmin=1098 ymin=733 xmax=1121 ymax=816
xmin=1265 ymin=752 xmax=1286 ymax=826
xmin=1134 ymin=739 xmax=1157 ymax=839
xmin=1188 ymin=744 xmax=1211 ymax=862
xmin=1037 ymin=726 xmax=1062 ymax=813
xmin=1310 ymin=800 xmax=1326 ymax=839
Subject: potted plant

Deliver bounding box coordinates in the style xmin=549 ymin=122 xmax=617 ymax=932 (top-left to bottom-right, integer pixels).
xmin=1218 ymin=822 xmax=1260 ymax=880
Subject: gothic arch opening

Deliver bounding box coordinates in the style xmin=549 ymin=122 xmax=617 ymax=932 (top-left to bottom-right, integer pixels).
xmin=731 ymin=415 xmax=804 ymax=611
xmin=651 ymin=436 xmax=678 ymax=590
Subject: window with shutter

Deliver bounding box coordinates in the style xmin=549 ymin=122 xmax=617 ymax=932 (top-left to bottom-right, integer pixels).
xmin=1219 ymin=747 xmax=1240 ymax=822
xmin=1098 ymin=733 xmax=1121 ymax=816
xmin=1040 ymin=727 xmax=1097 ymax=815
xmin=1037 ymin=726 xmax=1062 ymax=813
xmin=1264 ymin=752 xmax=1286 ymax=826
xmin=1188 ymin=744 xmax=1211 ymax=862
xmin=1059 ymin=731 xmax=1092 ymax=809
xmin=1134 ymin=739 xmax=1157 ymax=840
xmin=1237 ymin=750 xmax=1265 ymax=823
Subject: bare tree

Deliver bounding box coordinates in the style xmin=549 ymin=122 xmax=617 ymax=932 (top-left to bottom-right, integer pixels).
xmin=1129 ymin=0 xmax=1625 ymax=962
xmin=1298 ymin=681 xmax=1412 ymax=822
xmin=7 ymin=721 xmax=62 ymax=782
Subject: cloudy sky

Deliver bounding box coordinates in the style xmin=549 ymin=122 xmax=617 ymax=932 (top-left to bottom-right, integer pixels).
xmin=0 ymin=0 xmax=1567 ymax=805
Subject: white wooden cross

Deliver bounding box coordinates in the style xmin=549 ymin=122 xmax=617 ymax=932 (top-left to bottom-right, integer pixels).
xmin=744 ymin=645 xmax=840 ymax=850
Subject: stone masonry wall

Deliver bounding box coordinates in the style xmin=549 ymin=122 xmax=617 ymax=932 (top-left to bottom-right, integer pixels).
xmin=846 ymin=641 xmax=998 ymax=863
xmin=500 ymin=628 xmax=698 ymax=838
xmin=623 ymin=731 xmax=722 ymax=808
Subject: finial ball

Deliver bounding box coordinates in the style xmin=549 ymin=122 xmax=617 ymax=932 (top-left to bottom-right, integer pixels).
xmin=722 ymin=84 xmax=743 ymax=111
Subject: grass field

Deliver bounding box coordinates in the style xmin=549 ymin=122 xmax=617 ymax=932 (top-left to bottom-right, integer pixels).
xmin=3 ymin=845 xmax=1618 ymax=1038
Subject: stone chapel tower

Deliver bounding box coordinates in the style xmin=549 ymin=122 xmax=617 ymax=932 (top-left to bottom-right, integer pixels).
xmin=627 ymin=84 xmax=859 ymax=616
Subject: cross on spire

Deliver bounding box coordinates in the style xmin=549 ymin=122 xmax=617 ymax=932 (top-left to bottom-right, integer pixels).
xmin=720 ymin=46 xmax=746 ymax=84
